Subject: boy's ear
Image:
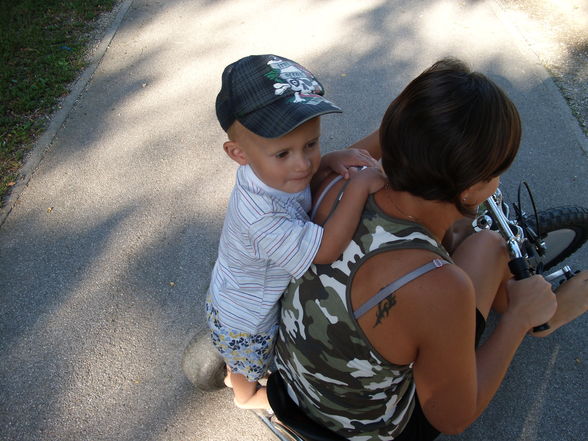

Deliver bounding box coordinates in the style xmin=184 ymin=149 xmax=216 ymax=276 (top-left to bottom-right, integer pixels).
xmin=223 ymin=141 xmax=249 ymax=165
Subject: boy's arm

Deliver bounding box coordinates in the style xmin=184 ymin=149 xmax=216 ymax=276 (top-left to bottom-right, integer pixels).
xmin=311 ymin=130 xmax=382 ymax=192
xmin=311 ymin=146 xmax=379 ymax=192
xmin=313 ymin=167 xmax=386 ymax=264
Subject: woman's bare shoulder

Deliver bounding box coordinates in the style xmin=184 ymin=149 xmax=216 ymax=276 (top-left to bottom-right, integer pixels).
xmin=354 ymin=248 xmax=472 ymax=300
xmin=353 ymin=249 xmax=476 ymax=364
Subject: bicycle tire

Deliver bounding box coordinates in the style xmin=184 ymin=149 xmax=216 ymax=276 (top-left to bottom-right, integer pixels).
xmin=523 ymin=206 xmax=588 ymax=271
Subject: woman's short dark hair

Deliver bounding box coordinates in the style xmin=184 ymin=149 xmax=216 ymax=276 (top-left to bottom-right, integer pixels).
xmin=380 ymin=58 xmax=521 ymax=215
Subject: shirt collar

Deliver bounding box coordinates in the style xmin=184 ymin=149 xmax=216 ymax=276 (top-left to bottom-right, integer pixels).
xmin=240 ymin=164 xmax=308 ymax=201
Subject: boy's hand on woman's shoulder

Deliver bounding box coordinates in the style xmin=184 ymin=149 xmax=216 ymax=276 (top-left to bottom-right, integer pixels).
xmin=350 ymin=166 xmax=387 ymax=194
xmin=321 ymin=148 xmax=379 ymax=180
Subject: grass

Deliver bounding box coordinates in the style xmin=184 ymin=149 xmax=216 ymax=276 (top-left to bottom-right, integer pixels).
xmin=0 ymin=0 xmax=118 ymax=207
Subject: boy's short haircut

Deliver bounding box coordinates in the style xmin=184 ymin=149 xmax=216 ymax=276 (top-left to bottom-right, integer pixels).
xmin=216 ymin=54 xmax=342 ymax=139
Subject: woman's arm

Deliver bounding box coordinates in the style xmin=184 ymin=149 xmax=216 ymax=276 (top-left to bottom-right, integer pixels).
xmin=412 ymin=269 xmax=555 ymax=433
xmin=353 ymin=246 xmax=556 ymax=434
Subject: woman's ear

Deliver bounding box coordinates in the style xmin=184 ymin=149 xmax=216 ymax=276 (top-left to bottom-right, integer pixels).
xmin=459 ymin=189 xmax=472 ymax=205
xmin=461 ymin=176 xmax=500 ymax=206
xmin=459 ymin=188 xmax=481 ymax=207
xmin=223 ymin=141 xmax=249 ymax=165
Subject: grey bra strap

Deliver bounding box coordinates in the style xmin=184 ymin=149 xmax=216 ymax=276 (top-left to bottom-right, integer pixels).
xmin=353 ymin=258 xmax=450 ymax=319
xmin=310 ymin=166 xmax=368 ymax=223
xmin=310 ymin=175 xmax=344 ymax=221
xmin=320 ymin=180 xmax=351 ymax=226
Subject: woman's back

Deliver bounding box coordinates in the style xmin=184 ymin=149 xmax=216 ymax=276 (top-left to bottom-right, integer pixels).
xmin=274 ymin=195 xmax=451 ymax=439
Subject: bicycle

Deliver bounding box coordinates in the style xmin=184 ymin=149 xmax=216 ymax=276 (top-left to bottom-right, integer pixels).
xmin=476 ymin=184 xmax=588 ymax=319
xmin=182 ymin=183 xmax=588 ymax=441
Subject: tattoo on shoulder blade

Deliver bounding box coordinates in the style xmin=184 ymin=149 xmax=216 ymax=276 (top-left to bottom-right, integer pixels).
xmin=373 ymin=296 xmax=397 ymax=328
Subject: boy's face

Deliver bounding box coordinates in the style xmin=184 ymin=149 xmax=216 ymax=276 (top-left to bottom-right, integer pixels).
xmin=225 ymin=118 xmax=322 ymax=193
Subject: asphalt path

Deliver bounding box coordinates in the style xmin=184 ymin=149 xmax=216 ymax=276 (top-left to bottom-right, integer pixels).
xmin=1 ymin=1 xmax=586 ymax=440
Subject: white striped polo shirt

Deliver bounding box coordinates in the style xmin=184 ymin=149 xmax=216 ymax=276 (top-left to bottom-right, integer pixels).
xmin=208 ymin=165 xmax=323 ymax=334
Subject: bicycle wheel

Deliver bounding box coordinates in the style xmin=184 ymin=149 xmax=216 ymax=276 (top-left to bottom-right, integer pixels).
xmin=524 ymin=206 xmax=588 ymax=271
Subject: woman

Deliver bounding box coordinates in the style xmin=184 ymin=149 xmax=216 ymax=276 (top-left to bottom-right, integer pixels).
xmin=273 ymin=58 xmax=588 ymax=440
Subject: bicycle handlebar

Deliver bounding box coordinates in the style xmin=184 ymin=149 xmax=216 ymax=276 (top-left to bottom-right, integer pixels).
xmin=484 ymin=194 xmax=550 ymax=333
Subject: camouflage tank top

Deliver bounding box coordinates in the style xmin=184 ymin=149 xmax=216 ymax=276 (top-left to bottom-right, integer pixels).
xmin=274 ymin=195 xmax=452 ymax=440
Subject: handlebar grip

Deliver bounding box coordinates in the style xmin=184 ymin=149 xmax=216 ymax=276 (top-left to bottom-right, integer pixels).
xmin=508 ymin=258 xmax=550 ymax=333
xmin=508 ymin=257 xmax=531 ymax=280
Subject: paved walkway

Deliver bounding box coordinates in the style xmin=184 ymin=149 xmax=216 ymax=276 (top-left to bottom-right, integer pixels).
xmin=1 ymin=1 xmax=586 ymax=440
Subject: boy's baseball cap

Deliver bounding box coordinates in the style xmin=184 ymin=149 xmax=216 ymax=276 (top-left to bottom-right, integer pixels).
xmin=216 ymin=54 xmax=342 ymax=138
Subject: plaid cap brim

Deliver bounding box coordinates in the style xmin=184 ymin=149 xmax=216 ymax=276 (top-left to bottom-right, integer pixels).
xmin=237 ymin=94 xmax=342 ymax=138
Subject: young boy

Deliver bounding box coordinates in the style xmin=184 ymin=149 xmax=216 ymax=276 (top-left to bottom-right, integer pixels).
xmin=207 ymin=54 xmax=385 ymax=409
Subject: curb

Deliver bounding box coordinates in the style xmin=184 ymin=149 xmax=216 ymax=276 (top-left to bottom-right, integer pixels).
xmin=0 ymin=0 xmax=134 ymax=228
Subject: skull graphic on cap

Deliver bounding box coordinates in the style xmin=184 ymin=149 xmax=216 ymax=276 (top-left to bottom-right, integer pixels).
xmin=265 ymin=58 xmax=324 ymax=104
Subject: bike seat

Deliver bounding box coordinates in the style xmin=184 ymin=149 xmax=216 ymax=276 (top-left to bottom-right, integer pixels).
xmin=266 ymin=371 xmax=347 ymax=441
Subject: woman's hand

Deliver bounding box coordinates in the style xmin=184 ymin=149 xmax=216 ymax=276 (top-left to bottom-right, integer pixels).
xmin=504 ymin=275 xmax=557 ymax=332
xmin=531 ymin=269 xmax=588 ymax=337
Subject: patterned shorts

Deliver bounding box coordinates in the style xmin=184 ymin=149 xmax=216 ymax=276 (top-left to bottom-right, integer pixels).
xmin=206 ymin=300 xmax=277 ymax=382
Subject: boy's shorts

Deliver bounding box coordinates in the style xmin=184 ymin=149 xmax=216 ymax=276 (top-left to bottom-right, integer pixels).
xmin=206 ymin=300 xmax=278 ymax=382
